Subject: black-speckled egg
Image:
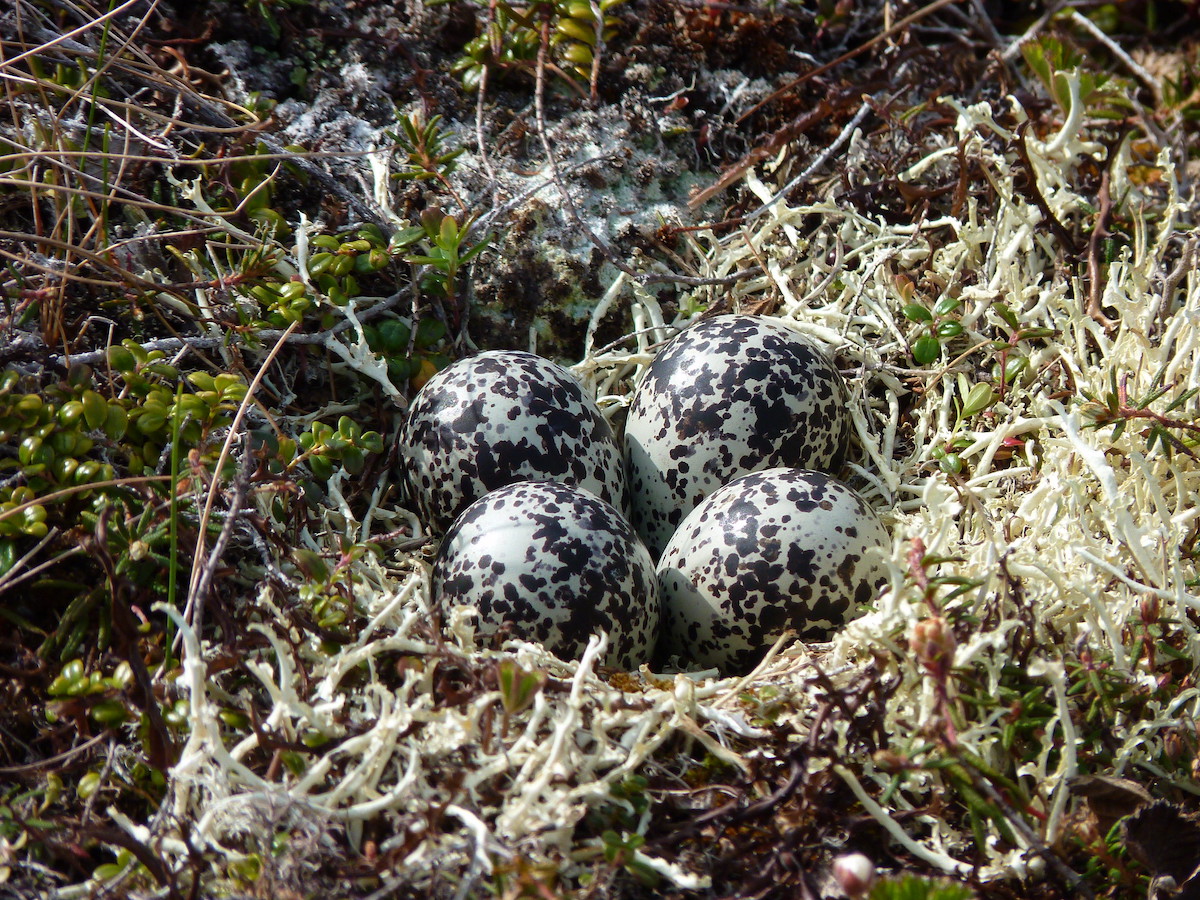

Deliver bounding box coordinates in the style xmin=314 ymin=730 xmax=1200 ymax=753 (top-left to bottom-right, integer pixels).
xmin=658 ymin=468 xmax=889 ymax=674
xmin=624 ymin=315 xmax=851 ymax=558
xmin=400 ymin=350 xmax=627 ymax=534
xmin=433 ymin=481 xmax=659 ymax=670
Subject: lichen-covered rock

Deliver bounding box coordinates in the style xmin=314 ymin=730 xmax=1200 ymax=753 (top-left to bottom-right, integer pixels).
xmin=658 ymin=468 xmax=889 ymax=674
xmin=433 ymin=481 xmax=659 ymax=670
xmin=624 ymin=315 xmax=851 ymax=557
xmin=400 ymin=350 xmax=627 ymax=534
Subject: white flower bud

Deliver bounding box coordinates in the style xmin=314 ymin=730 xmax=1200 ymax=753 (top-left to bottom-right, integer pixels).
xmin=832 ymin=852 xmax=876 ymax=898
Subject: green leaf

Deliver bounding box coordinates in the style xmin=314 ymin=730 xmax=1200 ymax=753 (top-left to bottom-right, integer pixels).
xmin=992 ymin=302 xmax=1020 ymax=331
xmin=901 ymin=303 xmax=933 ymax=323
xmin=557 ymin=17 xmax=597 ymax=45
xmin=57 ymin=400 xmax=84 ymax=428
xmin=457 ymin=236 xmax=492 ymax=266
xmin=912 ymin=335 xmax=940 ymax=365
xmin=292 ymin=548 xmax=329 ymax=582
xmin=309 ymin=455 xmax=334 ymax=482
xmin=415 ymin=318 xmax=447 ymax=348
xmin=936 ymin=321 xmax=963 ymax=339
xmin=81 ymin=390 xmax=108 ymax=430
xmin=438 ymin=214 xmax=459 ymax=249
xmin=389 ymin=226 xmax=426 ymax=250
xmin=187 ymin=371 xmax=217 ymax=393
xmin=90 ymin=699 xmax=130 ymax=726
xmin=377 ymin=319 xmax=412 ymax=353
xmin=0 ymin=539 xmax=15 ymax=577
xmin=960 ymin=382 xmax=996 ymax=418
xmin=103 ymin=405 xmax=128 ymax=441
xmin=107 ymin=344 xmax=137 ymax=372
xmin=136 ymin=412 xmax=166 ymax=436
xmin=939 ymin=453 xmax=963 ymax=474
xmin=932 ymin=295 xmax=962 ymax=317
xmin=341 ymin=446 xmax=364 ymax=475
xmin=77 ymin=771 xmax=102 ymax=799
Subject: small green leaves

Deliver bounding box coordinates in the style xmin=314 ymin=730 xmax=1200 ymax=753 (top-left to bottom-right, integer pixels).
xmin=90 ymin=699 xmax=131 ymax=726
xmin=363 ymin=315 xmax=448 ymax=388
xmin=415 ymin=317 xmax=447 ymax=347
xmin=106 ymin=344 xmax=137 ymax=373
xmin=296 ymin=418 xmax=385 ymax=482
xmin=904 ymin=294 xmax=962 ymax=366
xmin=599 ymin=830 xmax=659 ymax=887
xmin=47 ymin=658 xmax=135 ymax=731
xmin=407 ymin=211 xmax=491 ymax=300
xmin=388 ymin=112 xmax=464 ymax=183
xmin=1020 ymin=35 xmax=1125 ymax=120
xmin=1080 ymin=368 xmax=1200 ymax=459
xmin=936 ymin=321 xmax=963 ymax=339
xmin=931 ymin=295 xmax=960 ymax=318
xmin=305 ymin=225 xmax=395 ymax=310
xmin=450 ymin=0 xmax=625 ymax=91
xmin=294 ymin=541 xmax=370 ymax=635
xmin=77 ymin=772 xmax=102 ymax=801
xmin=375 ymin=318 xmax=412 ymax=352
xmin=248 ymin=278 xmax=311 ymax=325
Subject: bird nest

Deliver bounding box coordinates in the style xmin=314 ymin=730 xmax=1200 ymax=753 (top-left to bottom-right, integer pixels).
xmin=71 ymin=89 xmax=1198 ymax=899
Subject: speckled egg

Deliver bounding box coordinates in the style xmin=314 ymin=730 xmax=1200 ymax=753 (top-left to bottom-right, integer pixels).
xmin=432 ymin=481 xmax=659 ymax=670
xmin=400 ymin=350 xmax=627 ymax=534
xmin=624 ymin=315 xmax=852 ymax=558
xmin=657 ymin=468 xmax=889 ymax=674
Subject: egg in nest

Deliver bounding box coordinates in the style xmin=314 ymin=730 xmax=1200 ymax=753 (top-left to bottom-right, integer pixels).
xmin=658 ymin=468 xmax=889 ymax=674
xmin=432 ymin=481 xmax=659 ymax=670
xmin=624 ymin=314 xmax=852 ymax=557
xmin=400 ymin=350 xmax=627 ymax=534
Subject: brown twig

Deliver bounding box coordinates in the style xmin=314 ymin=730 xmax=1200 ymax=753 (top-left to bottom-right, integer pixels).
xmin=735 ymin=0 xmax=962 ymax=126
xmin=187 ymin=433 xmax=254 ymax=641
xmin=1012 ymin=122 xmax=1080 ymax=258
xmin=1085 ymin=130 xmax=1130 ymax=330
xmin=965 ymin=764 xmax=1094 ymax=898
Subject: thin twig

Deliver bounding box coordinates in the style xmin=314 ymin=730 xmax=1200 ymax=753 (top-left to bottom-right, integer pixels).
xmin=183 ymin=321 xmax=299 ymax=632
xmin=1068 ymin=10 xmax=1162 ymax=106
xmin=187 ymin=434 xmax=254 ymax=643
xmin=15 ymin=14 xmax=389 ymax=226
xmin=1012 ymin=122 xmax=1080 ymax=257
xmin=735 ymin=0 xmax=962 ymax=125
xmin=0 ymin=543 xmax=86 ymax=595
xmin=968 ymin=767 xmax=1094 ymax=898
xmin=0 ymin=474 xmax=173 ymax=526
xmin=999 ymin=2 xmax=1062 ymax=62
xmin=473 ymin=63 xmax=500 ymax=195
xmin=742 ymin=99 xmax=876 ymax=224
xmin=0 ymin=730 xmax=110 ymax=775
xmin=1085 ymin=149 xmax=1118 ymax=329
xmin=41 ymin=289 xmax=408 ymax=368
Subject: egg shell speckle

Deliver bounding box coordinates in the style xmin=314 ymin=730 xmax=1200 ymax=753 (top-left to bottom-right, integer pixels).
xmin=400 ymin=350 xmax=627 ymax=534
xmin=624 ymin=315 xmax=852 ymax=558
xmin=432 ymin=481 xmax=660 ymax=670
xmin=658 ymin=468 xmax=889 ymax=674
